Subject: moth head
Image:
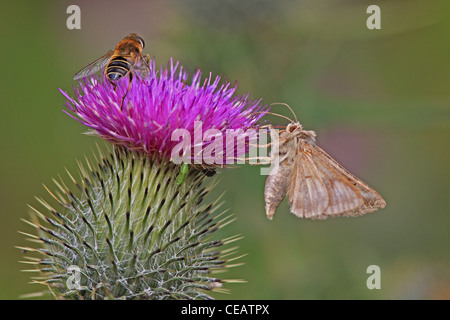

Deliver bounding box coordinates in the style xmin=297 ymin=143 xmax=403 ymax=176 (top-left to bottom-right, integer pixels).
xmin=285 ymin=122 xmax=303 ymax=134
xmin=285 ymin=122 xmax=316 ymax=144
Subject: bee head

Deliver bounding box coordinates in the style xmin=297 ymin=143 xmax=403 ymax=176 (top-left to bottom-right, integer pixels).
xmin=127 ymin=33 xmax=145 ymax=48
xmin=136 ymin=35 xmax=145 ymax=48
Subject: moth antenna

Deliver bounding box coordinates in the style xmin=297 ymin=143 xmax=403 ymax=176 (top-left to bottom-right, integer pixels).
xmin=270 ymin=102 xmax=298 ymax=123
xmin=246 ymin=111 xmax=294 ymax=124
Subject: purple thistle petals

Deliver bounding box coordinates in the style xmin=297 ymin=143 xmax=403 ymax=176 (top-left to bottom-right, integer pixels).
xmin=61 ymin=58 xmax=269 ymax=165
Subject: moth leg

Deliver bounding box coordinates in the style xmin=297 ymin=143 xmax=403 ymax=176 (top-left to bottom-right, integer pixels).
xmin=247 ymin=156 xmax=272 ymax=165
xmin=247 ymin=140 xmax=283 ymax=148
xmin=258 ymin=124 xmax=273 ymax=129
xmin=225 ymin=155 xmax=272 ymax=164
xmin=247 ymin=135 xmax=290 ymax=148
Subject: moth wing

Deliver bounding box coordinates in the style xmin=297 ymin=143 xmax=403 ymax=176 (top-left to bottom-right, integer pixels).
xmin=288 ymin=142 xmax=365 ymax=219
xmin=264 ymin=157 xmax=295 ymax=220
xmin=287 ymin=143 xmax=331 ymax=219
xmin=74 ymin=50 xmax=114 ymax=80
xmin=314 ymin=145 xmax=386 ymax=216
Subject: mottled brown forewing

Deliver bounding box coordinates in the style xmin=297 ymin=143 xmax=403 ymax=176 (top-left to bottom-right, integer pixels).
xmin=308 ymin=144 xmax=386 ymax=216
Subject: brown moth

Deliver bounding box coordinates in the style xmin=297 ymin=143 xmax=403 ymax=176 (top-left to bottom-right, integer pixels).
xmin=264 ymin=120 xmax=386 ymax=220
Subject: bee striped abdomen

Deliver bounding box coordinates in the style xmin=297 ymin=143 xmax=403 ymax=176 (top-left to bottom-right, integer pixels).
xmin=106 ymin=56 xmax=132 ymax=81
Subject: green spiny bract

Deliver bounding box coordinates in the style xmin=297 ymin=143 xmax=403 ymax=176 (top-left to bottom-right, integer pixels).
xmin=19 ymin=146 xmax=242 ymax=299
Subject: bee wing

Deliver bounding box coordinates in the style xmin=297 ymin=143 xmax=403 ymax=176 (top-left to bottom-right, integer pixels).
xmin=135 ymin=53 xmax=151 ymax=78
xmin=73 ymin=50 xmax=114 ymax=80
xmin=288 ymin=142 xmax=385 ymax=219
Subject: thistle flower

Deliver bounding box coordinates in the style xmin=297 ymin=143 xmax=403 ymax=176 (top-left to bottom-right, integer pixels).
xmin=60 ymin=59 xmax=267 ymax=165
xmin=20 ymin=58 xmax=267 ymax=299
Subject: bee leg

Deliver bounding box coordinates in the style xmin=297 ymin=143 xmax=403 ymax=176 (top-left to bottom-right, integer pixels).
xmin=120 ymin=72 xmax=133 ymax=111
xmin=108 ymin=79 xmax=120 ymax=109
xmin=107 ymin=77 xmax=117 ymax=92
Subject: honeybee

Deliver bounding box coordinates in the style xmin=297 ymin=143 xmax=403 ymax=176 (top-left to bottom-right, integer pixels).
xmin=74 ymin=33 xmax=150 ymax=108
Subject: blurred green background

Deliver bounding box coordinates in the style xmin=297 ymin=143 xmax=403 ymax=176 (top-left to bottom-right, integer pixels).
xmin=1 ymin=0 xmax=449 ymax=300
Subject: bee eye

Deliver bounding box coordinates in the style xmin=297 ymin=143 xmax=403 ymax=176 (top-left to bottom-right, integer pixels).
xmin=137 ymin=36 xmax=145 ymax=48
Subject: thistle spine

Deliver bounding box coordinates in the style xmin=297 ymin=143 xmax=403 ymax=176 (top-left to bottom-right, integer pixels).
xmin=19 ymin=146 xmax=242 ymax=299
